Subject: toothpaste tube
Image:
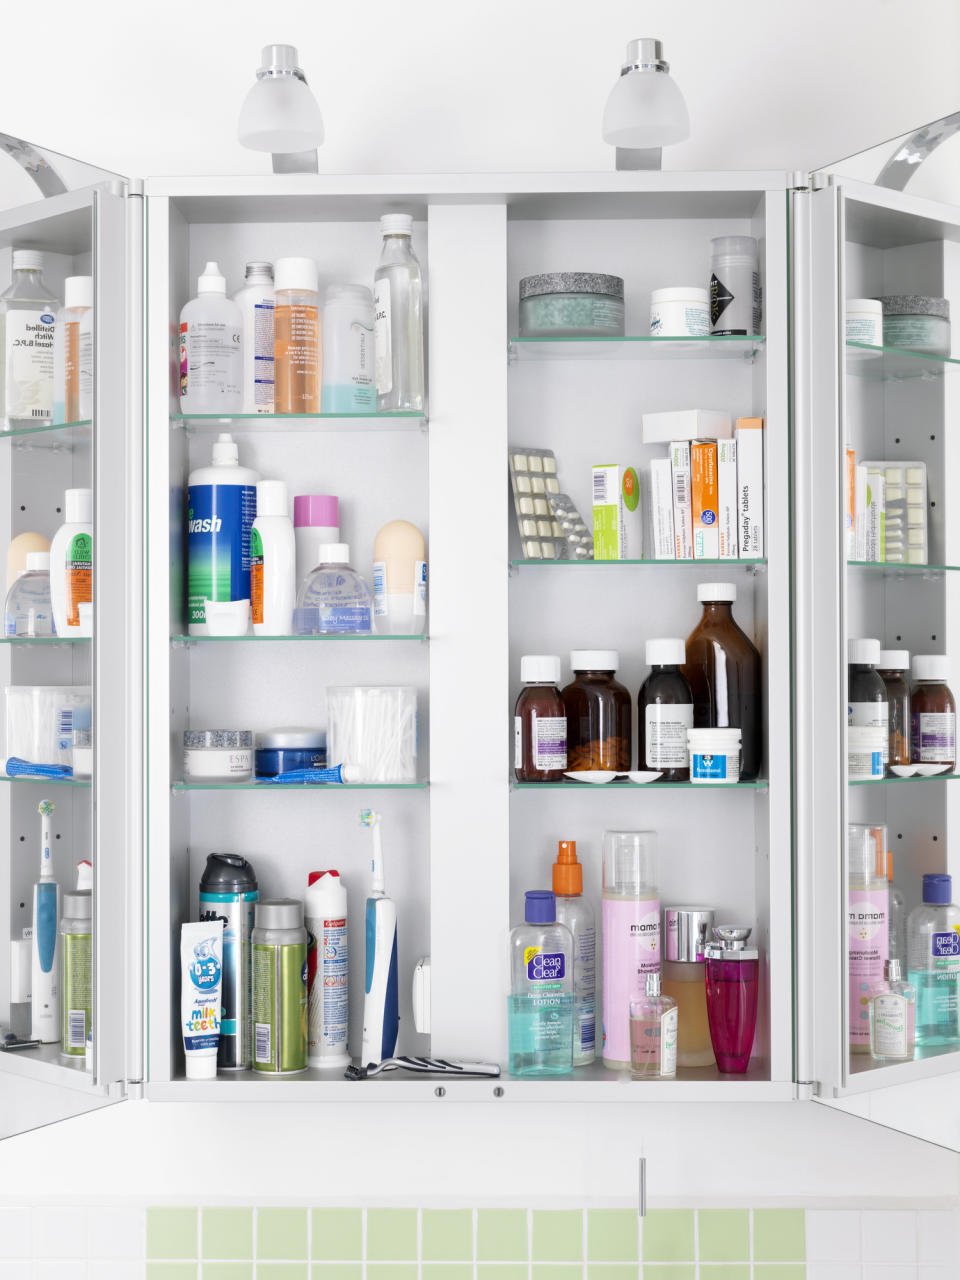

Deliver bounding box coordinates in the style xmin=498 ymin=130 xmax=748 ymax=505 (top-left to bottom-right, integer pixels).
xmin=258 ymin=763 xmax=360 ymax=785
xmin=180 ymin=920 xmax=224 ymax=1080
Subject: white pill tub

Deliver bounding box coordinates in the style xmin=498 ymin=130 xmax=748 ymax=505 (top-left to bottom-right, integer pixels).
xmin=848 ymin=725 xmax=886 ymax=780
xmin=183 ymin=729 xmax=254 ymax=782
xmin=846 ymin=299 xmax=883 ymax=347
xmin=650 ymin=287 xmax=710 ymax=338
xmin=687 ymin=727 xmax=742 ymax=783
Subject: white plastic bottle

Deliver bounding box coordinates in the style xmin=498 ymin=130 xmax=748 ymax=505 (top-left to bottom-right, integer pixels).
xmin=251 ymin=479 xmax=295 ymax=636
xmin=305 ymin=869 xmax=349 ymax=1069
xmin=293 ymin=495 xmax=340 ymax=588
xmin=49 ymin=488 xmax=93 ymax=636
xmin=187 ymin=434 xmax=259 ymax=635
xmin=374 ymin=215 xmax=424 ymax=412
xmin=552 ymin=840 xmax=596 ymax=1067
xmin=179 ymin=262 xmax=242 ymax=414
xmin=233 ymin=261 xmax=275 ymax=414
xmin=373 ymin=520 xmax=427 ymax=635
xmin=1 ymin=250 xmax=60 ymax=429
xmin=61 ymin=275 xmax=93 ymax=423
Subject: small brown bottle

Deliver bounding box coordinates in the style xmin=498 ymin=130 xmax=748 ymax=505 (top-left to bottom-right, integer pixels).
xmin=910 ymin=655 xmax=956 ymax=770
xmin=514 ymin=654 xmax=567 ymax=782
xmin=562 ymin=650 xmax=632 ymax=772
xmin=877 ymin=649 xmax=910 ymax=768
xmin=638 ymin=638 xmax=693 ymax=781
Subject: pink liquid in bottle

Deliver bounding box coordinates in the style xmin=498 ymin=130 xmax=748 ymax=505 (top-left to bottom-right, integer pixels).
xmin=704 ymin=926 xmax=759 ymax=1074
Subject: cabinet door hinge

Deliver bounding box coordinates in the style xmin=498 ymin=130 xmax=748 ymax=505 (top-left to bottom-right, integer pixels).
xmin=107 ymin=1078 xmax=144 ymax=1100
xmin=797 ymin=1079 xmax=819 ymax=1100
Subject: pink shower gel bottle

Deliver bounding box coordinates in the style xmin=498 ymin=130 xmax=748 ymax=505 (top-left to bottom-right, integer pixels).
xmin=704 ymin=925 xmax=759 ymax=1073
xmin=601 ymin=830 xmax=660 ymax=1070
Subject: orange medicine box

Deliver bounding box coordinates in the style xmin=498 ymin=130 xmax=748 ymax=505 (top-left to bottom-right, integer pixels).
xmin=691 ymin=441 xmax=719 ymax=559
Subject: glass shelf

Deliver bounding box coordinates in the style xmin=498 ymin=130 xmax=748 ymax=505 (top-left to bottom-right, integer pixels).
xmin=172 ymin=412 xmax=426 ymax=434
xmin=509 ymin=335 xmax=764 ymax=362
xmin=0 ymin=419 xmax=91 ymax=449
xmin=512 ymin=780 xmax=768 ymax=792
xmin=0 ymin=636 xmax=91 ymax=645
xmin=848 ymin=560 xmax=955 ymax=579
xmin=849 ymin=772 xmax=960 ymax=787
xmin=511 ymin=558 xmax=766 ymax=570
xmin=172 ymin=780 xmax=428 ymax=793
xmin=171 ymin=632 xmax=428 ymax=645
xmin=846 ymin=341 xmax=960 ymax=381
xmin=0 ymin=774 xmax=90 ymax=788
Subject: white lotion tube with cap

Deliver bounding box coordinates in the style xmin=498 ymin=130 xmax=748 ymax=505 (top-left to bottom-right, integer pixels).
xmin=373 ymin=520 xmax=426 ymax=635
xmin=251 ymin=480 xmax=296 ymax=636
xmin=180 ymin=920 xmax=224 ymax=1080
xmin=49 ymin=488 xmax=92 ymax=636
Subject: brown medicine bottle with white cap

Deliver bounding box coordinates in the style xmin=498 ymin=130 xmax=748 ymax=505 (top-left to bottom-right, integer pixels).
xmin=514 ymin=655 xmax=567 ymax=782
xmin=911 ymin=655 xmax=956 ymax=770
xmin=681 ymin=582 xmax=762 ymax=780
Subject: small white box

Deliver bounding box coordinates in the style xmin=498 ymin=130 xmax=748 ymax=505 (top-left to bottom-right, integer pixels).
xmin=648 ymin=457 xmax=676 ymax=560
xmin=641 ymin=409 xmax=733 ymax=444
xmin=717 ymin=438 xmax=738 ymax=559
xmin=735 ymin=418 xmax=764 ymax=557
xmin=592 ymin=464 xmax=644 ymax=560
xmin=865 ymin=468 xmax=885 ymax=563
xmin=670 ymin=441 xmax=693 ymax=560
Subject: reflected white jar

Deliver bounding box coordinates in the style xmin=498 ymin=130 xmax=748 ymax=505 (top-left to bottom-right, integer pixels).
xmin=846 ymin=299 xmax=883 ymax=347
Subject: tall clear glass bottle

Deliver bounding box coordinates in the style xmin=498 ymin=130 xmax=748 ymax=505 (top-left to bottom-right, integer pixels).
xmin=374 ymin=215 xmax=424 ymax=412
xmin=0 ymin=250 xmax=60 ymax=430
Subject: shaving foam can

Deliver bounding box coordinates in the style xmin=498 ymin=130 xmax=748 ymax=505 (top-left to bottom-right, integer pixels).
xmin=199 ymin=853 xmax=258 ymax=1070
xmin=252 ymin=898 xmax=308 ymax=1075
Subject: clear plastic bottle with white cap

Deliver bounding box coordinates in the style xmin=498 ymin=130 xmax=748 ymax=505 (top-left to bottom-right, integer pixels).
xmin=638 ymin=638 xmax=693 ymax=780
xmin=250 ymin=479 xmax=296 ymax=636
xmin=61 ymin=275 xmax=93 ymax=423
xmin=681 ymin=583 xmax=762 ymax=780
xmin=910 ymin=654 xmax=956 ymax=769
xmin=233 ymin=261 xmax=275 ymax=414
xmin=3 ymin=551 xmax=54 ymax=636
xmin=274 ymin=257 xmax=320 ymax=414
xmin=179 ymin=262 xmax=242 ymax=414
xmin=374 ymin=214 xmax=424 ymax=413
xmin=0 ymin=249 xmax=60 ymax=429
xmin=602 ymin=830 xmax=660 ymax=1070
xmin=848 ymin=638 xmax=889 ymax=763
xmin=49 ymin=488 xmax=93 ymax=636
xmin=294 ymin=543 xmax=372 ymax=635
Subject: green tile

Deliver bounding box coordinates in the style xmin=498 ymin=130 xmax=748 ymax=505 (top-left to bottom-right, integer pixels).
xmin=257 ymin=1208 xmax=308 ymax=1260
xmin=643 ymin=1268 xmax=695 ymax=1280
xmin=533 ymin=1267 xmax=581 ymax=1280
xmin=203 ymin=1266 xmax=253 ymax=1280
xmin=641 ymin=1209 xmax=695 ymax=1263
xmin=698 ymin=1210 xmax=750 ymax=1262
xmin=698 ymin=1267 xmax=750 ymax=1279
xmin=588 ymin=1266 xmax=638 ymax=1280
xmin=311 ymin=1210 xmax=363 ymax=1260
xmin=477 ymin=1210 xmax=528 ymax=1261
xmin=146 ymin=1267 xmax=197 ymax=1280
xmin=422 ymin=1267 xmax=473 ymax=1280
xmin=753 ymin=1209 xmax=806 ymax=1262
xmin=202 ymin=1208 xmax=253 ymax=1260
xmin=422 ymin=1210 xmax=473 ymax=1261
xmin=366 ymin=1267 xmax=418 ymax=1280
xmin=311 ymin=1268 xmax=363 ymax=1280
xmin=754 ymin=1268 xmax=806 ymax=1279
xmin=478 ymin=1266 xmax=528 ymax=1280
xmin=587 ymin=1209 xmax=638 ymax=1262
xmin=366 ymin=1210 xmax=418 ymax=1261
xmin=258 ymin=1267 xmax=308 ymax=1280
xmin=531 ymin=1210 xmax=582 ymax=1261
xmin=147 ymin=1209 xmax=198 ymax=1260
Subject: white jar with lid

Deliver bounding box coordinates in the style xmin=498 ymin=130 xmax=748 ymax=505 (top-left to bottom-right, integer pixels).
xmin=649 ymin=287 xmax=709 ymax=338
xmin=321 ymin=284 xmax=375 ymax=413
xmin=846 ymin=298 xmax=883 ymax=347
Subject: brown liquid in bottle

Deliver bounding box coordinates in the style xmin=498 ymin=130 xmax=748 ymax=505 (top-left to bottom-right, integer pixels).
xmin=910 ymin=663 xmax=956 ymax=769
xmin=878 ymin=663 xmax=910 ymax=767
xmin=274 ymin=301 xmax=320 ymax=413
xmin=514 ymin=678 xmax=567 ymax=782
xmin=680 ymin=592 xmax=762 ymax=780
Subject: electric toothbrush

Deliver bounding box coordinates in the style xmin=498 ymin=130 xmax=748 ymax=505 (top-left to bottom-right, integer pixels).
xmin=31 ymin=799 xmax=60 ymax=1043
xmin=359 ymin=809 xmax=399 ymax=1065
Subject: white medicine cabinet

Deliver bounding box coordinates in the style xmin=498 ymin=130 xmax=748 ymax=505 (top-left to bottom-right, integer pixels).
xmin=0 ymin=139 xmax=957 ymax=1152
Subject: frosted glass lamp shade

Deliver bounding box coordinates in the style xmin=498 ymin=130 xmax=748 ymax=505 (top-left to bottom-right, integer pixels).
xmin=238 ymin=75 xmax=324 ymax=153
xmin=602 ymin=68 xmax=689 ymax=149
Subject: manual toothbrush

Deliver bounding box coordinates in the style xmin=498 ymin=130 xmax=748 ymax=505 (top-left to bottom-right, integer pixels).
xmin=31 ymin=799 xmax=60 ymax=1043
xmin=359 ymin=809 xmax=399 ymax=1065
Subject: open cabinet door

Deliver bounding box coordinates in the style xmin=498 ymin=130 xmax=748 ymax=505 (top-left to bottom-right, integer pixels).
xmin=795 ymin=163 xmax=960 ymax=1150
xmin=0 ymin=140 xmax=142 ymax=1138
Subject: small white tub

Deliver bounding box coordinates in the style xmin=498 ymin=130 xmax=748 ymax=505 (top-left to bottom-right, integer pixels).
xmin=848 ymin=724 xmax=885 ymax=780
xmin=688 ymin=727 xmax=742 ymax=783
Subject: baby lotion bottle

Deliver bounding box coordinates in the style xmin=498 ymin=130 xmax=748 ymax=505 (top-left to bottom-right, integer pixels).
xmin=179 ymin=262 xmax=242 ymax=414
xmin=662 ymin=906 xmax=714 ymax=1067
xmin=868 ymin=958 xmax=916 ymax=1062
xmin=907 ymin=873 xmax=960 ymax=1047
xmin=250 ymin=480 xmax=295 ymax=636
xmin=602 ymin=830 xmax=659 ymax=1070
xmin=373 ymin=520 xmax=427 ymax=635
xmin=233 ymin=261 xmax=275 ymax=414
xmin=552 ymin=841 xmax=596 ymax=1067
xmin=274 ymin=257 xmax=320 ymax=414
xmin=49 ymin=488 xmax=93 ymax=636
xmin=848 ymin=823 xmax=889 ymax=1053
xmin=629 ymin=972 xmax=677 ymax=1079
xmin=508 ymin=890 xmax=573 ymax=1077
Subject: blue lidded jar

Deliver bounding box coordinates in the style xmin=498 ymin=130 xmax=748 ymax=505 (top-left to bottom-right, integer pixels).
xmin=255 ymin=727 xmax=327 ymax=778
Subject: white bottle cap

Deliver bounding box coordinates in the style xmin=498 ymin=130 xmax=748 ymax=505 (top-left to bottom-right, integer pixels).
xmin=877 ymin=649 xmax=909 ymax=670
xmin=570 ymin=649 xmax=619 ymax=672
xmin=256 ymin=479 xmax=288 ymax=517
xmin=12 ymin=249 xmax=42 ymax=271
xmin=381 ymin=214 xmax=414 ymax=236
xmin=65 ymin=488 xmax=93 ymax=524
xmin=318 ymin=542 xmax=350 ymax=565
xmin=520 ymin=654 xmax=561 ymax=684
xmin=25 ymin=552 xmax=50 ymax=572
xmin=848 ymin=637 xmax=881 ymax=666
xmin=274 ymin=256 xmax=318 ymax=293
xmin=324 ymin=283 xmax=374 ymax=307
xmin=913 ymin=654 xmax=950 ymax=682
xmin=185 ymin=1054 xmax=218 ymax=1080
xmin=646 ymin=638 xmax=686 ymax=667
xmin=197 ymin=262 xmax=227 ymax=294
xmin=212 ymin=433 xmax=239 ymax=466
xmin=64 ymin=276 xmax=93 ymax=310
xmin=697 ymin=582 xmax=737 ymax=603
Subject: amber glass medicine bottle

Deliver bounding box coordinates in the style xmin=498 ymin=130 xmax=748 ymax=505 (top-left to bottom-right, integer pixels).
xmin=638 ymin=638 xmax=693 ymax=781
xmin=848 ymin=638 xmax=889 ymax=764
xmin=911 ymin=654 xmax=956 ymax=770
xmin=877 ymin=649 xmax=910 ymax=768
xmin=562 ymin=650 xmax=632 ymax=772
xmin=680 ymin=584 xmax=762 ymax=780
xmin=514 ymin=654 xmax=567 ymax=782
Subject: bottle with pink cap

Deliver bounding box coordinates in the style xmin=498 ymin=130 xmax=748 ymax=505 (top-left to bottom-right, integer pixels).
xmin=293 ymin=495 xmax=340 ymax=588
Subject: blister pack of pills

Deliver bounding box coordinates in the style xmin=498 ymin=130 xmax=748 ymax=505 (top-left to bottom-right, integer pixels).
xmin=863 ymin=459 xmax=928 ymax=564
xmin=548 ymin=492 xmax=594 ymax=559
xmin=509 ymin=447 xmax=566 ymax=559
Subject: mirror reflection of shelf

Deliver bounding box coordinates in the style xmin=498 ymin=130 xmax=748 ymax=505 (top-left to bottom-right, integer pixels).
xmin=513 ymin=780 xmax=768 ymax=792
xmin=509 ymin=335 xmax=765 ymax=362
xmin=847 ymin=561 xmax=958 ymax=579
xmin=848 ymin=773 xmax=960 ymax=787
xmin=0 ymin=775 xmax=90 ymax=788
xmin=511 ymin=558 xmax=766 ymax=570
xmin=0 ymin=419 xmax=92 ymax=449
xmin=846 ymin=341 xmax=960 ymax=381
xmin=171 ymin=412 xmax=426 ymax=436
xmin=170 ymin=633 xmax=428 ymax=646
xmin=171 ymin=780 xmax=428 ymax=793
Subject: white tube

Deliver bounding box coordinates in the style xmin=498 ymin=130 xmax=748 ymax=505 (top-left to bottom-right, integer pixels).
xmin=180 ymin=920 xmax=224 ymax=1080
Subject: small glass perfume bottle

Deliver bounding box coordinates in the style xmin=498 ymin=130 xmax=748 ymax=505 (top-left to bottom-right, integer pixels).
xmin=704 ymin=925 xmax=759 ymax=1073
xmin=869 ymin=958 xmax=916 ymax=1062
xmin=629 ymin=972 xmax=677 ymax=1079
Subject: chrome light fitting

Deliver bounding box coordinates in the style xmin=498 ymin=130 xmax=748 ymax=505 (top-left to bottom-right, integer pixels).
xmin=238 ymin=44 xmax=325 ymax=175
xmin=602 ymin=38 xmax=690 ymax=171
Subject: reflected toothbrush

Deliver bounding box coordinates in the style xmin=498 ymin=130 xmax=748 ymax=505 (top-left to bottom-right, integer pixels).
xmin=31 ymin=799 xmax=60 ymax=1043
xmin=359 ymin=809 xmax=399 ymax=1066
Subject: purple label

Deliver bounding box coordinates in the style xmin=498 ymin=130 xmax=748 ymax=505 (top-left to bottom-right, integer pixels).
xmin=527 ymin=951 xmax=565 ymax=981
xmin=932 ymin=931 xmax=960 ymax=957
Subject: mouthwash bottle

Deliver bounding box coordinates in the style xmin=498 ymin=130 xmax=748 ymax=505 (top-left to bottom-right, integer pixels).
xmin=907 ymin=873 xmax=960 ymax=1047
xmin=508 ymin=890 xmax=573 ymax=1077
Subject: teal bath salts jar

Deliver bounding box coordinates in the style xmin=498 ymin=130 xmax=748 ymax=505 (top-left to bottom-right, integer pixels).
xmin=519 ymin=272 xmax=625 ymax=338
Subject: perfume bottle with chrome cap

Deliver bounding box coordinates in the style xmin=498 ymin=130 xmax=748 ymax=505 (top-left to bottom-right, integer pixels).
xmin=704 ymin=925 xmax=759 ymax=1074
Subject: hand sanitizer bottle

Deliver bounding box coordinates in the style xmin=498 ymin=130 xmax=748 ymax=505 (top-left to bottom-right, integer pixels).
xmin=508 ymin=890 xmax=573 ymax=1077
xmin=629 ymin=972 xmax=677 ymax=1079
xmin=868 ymin=958 xmax=916 ymax=1061
xmin=907 ymin=873 xmax=960 ymax=1047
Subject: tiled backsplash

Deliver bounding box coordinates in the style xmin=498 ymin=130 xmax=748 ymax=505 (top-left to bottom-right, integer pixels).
xmin=0 ymin=1206 xmax=955 ymax=1278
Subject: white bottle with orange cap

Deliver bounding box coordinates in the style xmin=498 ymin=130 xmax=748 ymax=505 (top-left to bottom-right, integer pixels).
xmin=553 ymin=840 xmax=597 ymax=1067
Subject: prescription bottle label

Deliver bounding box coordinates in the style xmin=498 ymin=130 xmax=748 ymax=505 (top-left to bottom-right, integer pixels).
xmin=66 ymin=532 xmax=93 ymax=627
xmin=250 ymin=527 xmax=264 ymax=625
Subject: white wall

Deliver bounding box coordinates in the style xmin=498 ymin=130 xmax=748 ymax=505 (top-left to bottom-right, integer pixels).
xmin=1 ymin=0 xmax=959 ymax=1202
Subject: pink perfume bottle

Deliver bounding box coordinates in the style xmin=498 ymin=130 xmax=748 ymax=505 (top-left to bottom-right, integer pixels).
xmin=704 ymin=925 xmax=759 ymax=1073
